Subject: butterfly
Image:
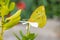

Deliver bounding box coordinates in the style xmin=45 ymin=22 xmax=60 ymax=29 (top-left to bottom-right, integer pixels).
xmin=28 ymin=5 xmax=47 ymax=28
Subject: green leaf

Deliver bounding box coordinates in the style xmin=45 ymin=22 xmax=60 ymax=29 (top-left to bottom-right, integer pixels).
xmin=14 ymin=33 xmax=21 ymax=40
xmin=5 ymin=0 xmax=10 ymax=6
xmin=0 ymin=0 xmax=2 ymax=4
xmin=14 ymin=30 xmax=37 ymax=40
xmin=3 ymin=16 xmax=20 ymax=30
xmin=26 ymin=33 xmax=36 ymax=40
xmin=9 ymin=2 xmax=15 ymax=12
xmin=1 ymin=5 xmax=9 ymax=16
xmin=19 ymin=31 xmax=24 ymax=37
xmin=42 ymin=0 xmax=48 ymax=6
xmin=3 ymin=9 xmax=22 ymax=30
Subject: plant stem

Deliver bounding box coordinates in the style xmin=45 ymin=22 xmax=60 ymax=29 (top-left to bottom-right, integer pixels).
xmin=1 ymin=16 xmax=4 ymax=40
xmin=26 ymin=23 xmax=30 ymax=34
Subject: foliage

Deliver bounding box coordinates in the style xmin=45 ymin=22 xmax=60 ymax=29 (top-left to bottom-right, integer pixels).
xmin=0 ymin=0 xmax=21 ymax=30
xmin=14 ymin=31 xmax=37 ymax=40
xmin=0 ymin=0 xmax=21 ymax=40
xmin=11 ymin=0 xmax=60 ymax=19
xmin=0 ymin=0 xmax=15 ymax=16
xmin=46 ymin=0 xmax=60 ymax=18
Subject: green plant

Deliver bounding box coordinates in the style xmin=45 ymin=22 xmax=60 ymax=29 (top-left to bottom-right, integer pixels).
xmin=14 ymin=31 xmax=36 ymax=40
xmin=0 ymin=0 xmax=21 ymax=40
xmin=14 ymin=23 xmax=37 ymax=40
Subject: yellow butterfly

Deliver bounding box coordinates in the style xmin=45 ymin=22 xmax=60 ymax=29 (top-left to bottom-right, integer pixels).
xmin=28 ymin=5 xmax=47 ymax=28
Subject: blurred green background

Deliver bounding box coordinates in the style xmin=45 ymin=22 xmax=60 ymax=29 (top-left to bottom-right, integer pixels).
xmin=11 ymin=0 xmax=60 ymax=20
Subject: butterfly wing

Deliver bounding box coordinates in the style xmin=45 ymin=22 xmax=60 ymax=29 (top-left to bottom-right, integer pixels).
xmin=28 ymin=6 xmax=47 ymax=28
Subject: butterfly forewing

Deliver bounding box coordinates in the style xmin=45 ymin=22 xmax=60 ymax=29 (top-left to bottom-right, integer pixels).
xmin=29 ymin=6 xmax=47 ymax=28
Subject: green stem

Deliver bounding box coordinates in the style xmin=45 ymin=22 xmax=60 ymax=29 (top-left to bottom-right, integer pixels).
xmin=1 ymin=16 xmax=4 ymax=40
xmin=27 ymin=23 xmax=30 ymax=34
